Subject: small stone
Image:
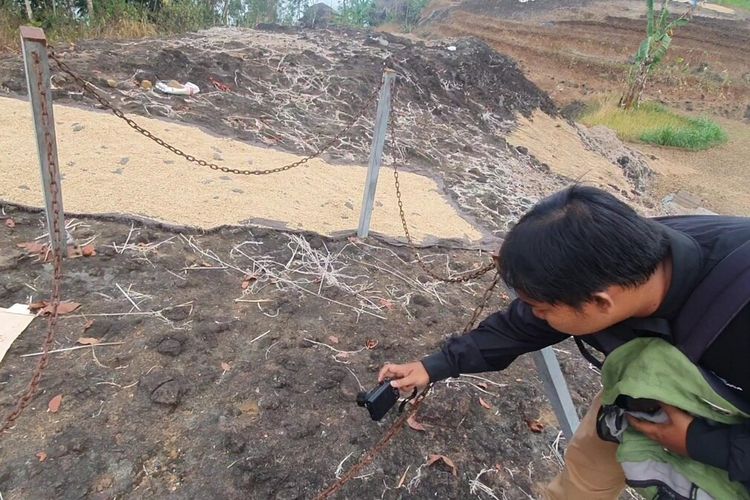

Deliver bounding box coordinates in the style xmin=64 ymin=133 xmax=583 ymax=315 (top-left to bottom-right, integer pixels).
xmin=151 ymin=381 xmax=183 ymax=405
xmin=239 ymin=400 xmax=260 ymax=417
xmin=106 ymin=79 xmax=117 ymax=88
xmin=140 ymin=370 xmax=185 ymax=406
xmin=119 ymin=157 xmax=129 ymax=165
xmin=140 ymin=80 xmax=153 ymax=91
xmin=162 ymin=306 xmax=190 ymax=322
xmin=411 ymin=294 xmax=431 ymax=307
xmin=72 ymin=123 xmax=84 ymax=132
xmin=95 ymin=474 xmax=114 ymax=492
xmin=223 ymin=433 xmax=246 ymax=454
xmin=86 ymin=319 xmax=112 ymax=338
xmin=157 ymin=338 xmax=183 ymax=357
xmin=515 ymin=145 xmax=528 ymax=155
xmin=617 ymin=156 xmax=630 ymax=167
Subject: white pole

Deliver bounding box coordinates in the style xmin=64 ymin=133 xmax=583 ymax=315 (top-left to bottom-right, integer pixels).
xmin=357 ymin=69 xmax=396 ymax=239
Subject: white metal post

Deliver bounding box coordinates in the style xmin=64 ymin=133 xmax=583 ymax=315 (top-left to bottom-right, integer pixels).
xmin=357 ymin=69 xmax=396 ymax=238
xmin=532 ymin=347 xmax=581 ymax=440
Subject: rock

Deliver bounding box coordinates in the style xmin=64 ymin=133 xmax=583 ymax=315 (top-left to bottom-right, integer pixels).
xmin=157 ymin=337 xmax=183 ymax=357
xmin=151 ymin=381 xmax=183 ymax=405
xmin=411 ymin=294 xmax=431 ymax=307
xmin=106 ymin=79 xmax=117 ymax=88
xmin=140 ymin=80 xmax=153 ymax=91
xmin=162 ymin=305 xmax=191 ymax=322
xmin=139 ymin=370 xmax=185 ymax=406
xmin=0 ymin=250 xmax=21 ymax=273
xmin=515 ymin=145 xmax=528 ymax=155
xmin=85 ymin=319 xmax=112 ymax=339
xmin=224 ymin=433 xmax=246 ymax=454
xmin=579 ymin=125 xmax=653 ymax=193
xmin=286 ymin=417 xmax=320 ymax=440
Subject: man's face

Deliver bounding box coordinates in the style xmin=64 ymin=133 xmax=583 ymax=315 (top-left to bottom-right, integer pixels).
xmin=521 ymin=294 xmax=623 ymax=335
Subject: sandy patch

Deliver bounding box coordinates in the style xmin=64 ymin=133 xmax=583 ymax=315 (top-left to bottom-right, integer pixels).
xmin=507 ymin=111 xmax=631 ymax=192
xmin=0 ymin=96 xmax=483 ymax=245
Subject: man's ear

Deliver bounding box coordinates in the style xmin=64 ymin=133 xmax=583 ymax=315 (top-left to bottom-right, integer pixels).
xmin=591 ymin=291 xmax=615 ymax=312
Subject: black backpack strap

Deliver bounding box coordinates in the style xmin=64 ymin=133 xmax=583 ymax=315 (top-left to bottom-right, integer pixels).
xmin=673 ymin=240 xmax=750 ymax=363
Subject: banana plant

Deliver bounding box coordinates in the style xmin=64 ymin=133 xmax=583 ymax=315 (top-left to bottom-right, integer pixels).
xmin=619 ymin=0 xmax=694 ymax=110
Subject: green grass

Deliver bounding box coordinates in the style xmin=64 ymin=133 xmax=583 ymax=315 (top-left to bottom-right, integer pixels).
xmin=580 ymin=101 xmax=728 ymax=150
xmin=712 ymin=0 xmax=750 ymax=11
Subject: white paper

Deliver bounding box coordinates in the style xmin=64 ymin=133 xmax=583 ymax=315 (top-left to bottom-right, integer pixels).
xmin=0 ymin=305 xmax=35 ymax=364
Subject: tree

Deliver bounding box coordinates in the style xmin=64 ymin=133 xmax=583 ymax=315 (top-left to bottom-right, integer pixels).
xmin=619 ymin=0 xmax=694 ymax=110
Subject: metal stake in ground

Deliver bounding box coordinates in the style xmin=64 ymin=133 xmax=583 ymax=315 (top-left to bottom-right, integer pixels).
xmin=21 ymin=26 xmax=66 ymax=254
xmin=357 ymin=69 xmax=396 ymax=239
xmin=532 ymin=347 xmax=580 ymax=440
xmin=2 ymin=26 xmax=66 ymax=436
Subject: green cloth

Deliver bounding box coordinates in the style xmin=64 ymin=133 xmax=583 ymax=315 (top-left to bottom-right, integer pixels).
xmin=601 ymin=337 xmax=750 ymax=500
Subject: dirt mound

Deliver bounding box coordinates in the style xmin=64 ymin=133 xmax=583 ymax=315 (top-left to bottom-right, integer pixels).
xmin=0 ymin=25 xmax=653 ymax=500
xmin=0 ymin=27 xmax=580 ymax=236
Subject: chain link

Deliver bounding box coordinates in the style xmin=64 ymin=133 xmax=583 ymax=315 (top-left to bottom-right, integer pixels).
xmin=315 ymin=72 xmax=504 ymax=499
xmin=1 ymin=50 xmax=64 ymax=436
xmin=314 ymin=271 xmax=499 ymax=499
xmin=388 ymin=77 xmax=496 ymax=283
xmin=47 ymin=48 xmax=381 ymax=176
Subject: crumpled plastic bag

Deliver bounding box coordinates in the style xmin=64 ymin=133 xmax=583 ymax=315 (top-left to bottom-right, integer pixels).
xmin=155 ymin=80 xmax=200 ymax=96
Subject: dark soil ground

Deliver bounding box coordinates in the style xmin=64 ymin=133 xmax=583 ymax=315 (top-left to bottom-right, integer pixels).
xmin=0 ymin=207 xmax=600 ymax=499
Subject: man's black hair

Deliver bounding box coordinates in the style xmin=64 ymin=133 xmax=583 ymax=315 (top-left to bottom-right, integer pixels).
xmin=498 ymin=185 xmax=670 ymax=307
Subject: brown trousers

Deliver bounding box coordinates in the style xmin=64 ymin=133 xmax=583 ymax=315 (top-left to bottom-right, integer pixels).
xmin=542 ymin=392 xmax=627 ymax=499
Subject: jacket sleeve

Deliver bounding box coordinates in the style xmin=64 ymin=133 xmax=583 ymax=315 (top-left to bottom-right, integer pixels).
xmin=420 ymin=298 xmax=569 ymax=382
xmin=687 ymin=419 xmax=750 ymax=492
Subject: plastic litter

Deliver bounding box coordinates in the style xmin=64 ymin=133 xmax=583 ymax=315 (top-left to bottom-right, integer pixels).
xmin=155 ymin=80 xmax=200 ymax=96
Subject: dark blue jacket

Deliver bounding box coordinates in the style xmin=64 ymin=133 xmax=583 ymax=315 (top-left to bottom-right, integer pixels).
xmin=422 ymin=216 xmax=750 ymax=490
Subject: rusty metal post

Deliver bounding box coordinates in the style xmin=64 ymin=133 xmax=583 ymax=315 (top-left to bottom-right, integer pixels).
xmin=357 ymin=69 xmax=396 ymax=238
xmin=20 ymin=26 xmax=66 ymax=257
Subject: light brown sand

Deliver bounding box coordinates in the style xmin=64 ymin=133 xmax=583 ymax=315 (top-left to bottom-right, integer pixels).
xmin=0 ymin=96 xmax=483 ymax=244
xmin=508 ymin=111 xmax=632 ymax=192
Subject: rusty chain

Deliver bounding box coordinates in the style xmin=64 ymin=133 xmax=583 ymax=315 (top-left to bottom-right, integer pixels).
xmin=314 ymin=271 xmax=500 ymax=499
xmin=316 ymin=72 xmax=506 ymax=498
xmin=388 ymin=77 xmax=496 ymax=283
xmin=47 ymin=48 xmax=381 ymax=176
xmin=0 ymin=50 xmax=64 ymax=436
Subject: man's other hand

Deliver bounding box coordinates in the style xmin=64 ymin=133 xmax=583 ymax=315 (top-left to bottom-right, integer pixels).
xmin=378 ymin=362 xmax=430 ymax=393
xmin=627 ymin=404 xmax=694 ymax=456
